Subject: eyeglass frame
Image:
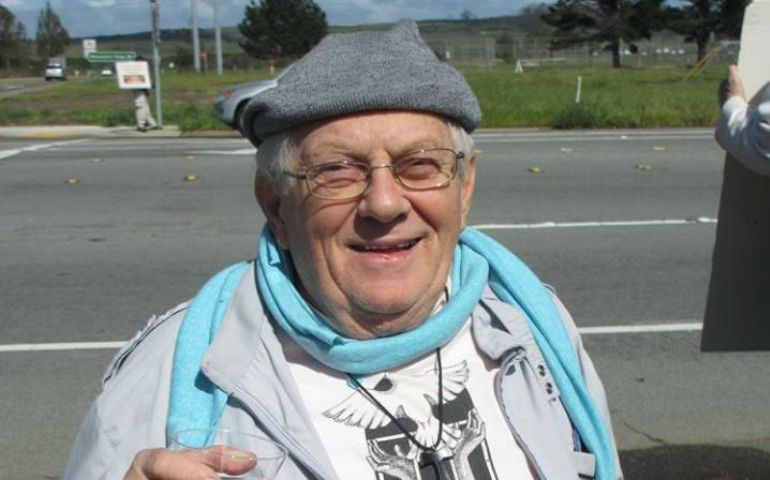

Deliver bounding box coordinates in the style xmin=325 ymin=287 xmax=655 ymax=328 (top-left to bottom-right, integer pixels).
xmin=282 ymin=148 xmax=466 ymax=200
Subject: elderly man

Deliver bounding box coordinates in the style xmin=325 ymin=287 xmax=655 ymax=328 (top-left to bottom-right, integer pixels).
xmin=64 ymin=21 xmax=623 ymax=480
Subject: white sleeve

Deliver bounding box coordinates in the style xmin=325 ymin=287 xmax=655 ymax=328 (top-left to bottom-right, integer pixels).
xmin=715 ymin=95 xmax=770 ymax=176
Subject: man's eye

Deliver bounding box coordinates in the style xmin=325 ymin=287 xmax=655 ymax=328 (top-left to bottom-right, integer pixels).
xmin=313 ymin=163 xmax=364 ymax=184
xmin=397 ymin=157 xmax=443 ymax=178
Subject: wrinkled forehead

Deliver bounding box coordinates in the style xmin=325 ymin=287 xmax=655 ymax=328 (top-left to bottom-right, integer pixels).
xmin=294 ymin=110 xmax=455 ymax=159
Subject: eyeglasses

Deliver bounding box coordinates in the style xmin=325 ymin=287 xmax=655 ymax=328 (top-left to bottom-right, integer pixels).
xmin=283 ymin=148 xmax=464 ymax=200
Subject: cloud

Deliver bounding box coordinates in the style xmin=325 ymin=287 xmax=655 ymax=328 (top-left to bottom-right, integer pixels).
xmin=7 ymin=0 xmax=528 ymax=38
xmin=318 ymin=0 xmax=522 ymax=24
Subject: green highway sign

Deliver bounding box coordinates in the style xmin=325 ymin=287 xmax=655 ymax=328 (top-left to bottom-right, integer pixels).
xmin=87 ymin=51 xmax=137 ymax=62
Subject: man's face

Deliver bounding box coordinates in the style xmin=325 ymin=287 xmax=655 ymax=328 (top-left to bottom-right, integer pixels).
xmin=257 ymin=111 xmax=475 ymax=339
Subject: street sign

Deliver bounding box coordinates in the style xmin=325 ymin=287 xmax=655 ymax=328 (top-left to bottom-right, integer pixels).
xmin=82 ymin=39 xmax=97 ymax=58
xmin=87 ymin=51 xmax=137 ymax=63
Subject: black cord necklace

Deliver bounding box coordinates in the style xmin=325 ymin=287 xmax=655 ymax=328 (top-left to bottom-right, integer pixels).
xmin=349 ymin=348 xmax=454 ymax=480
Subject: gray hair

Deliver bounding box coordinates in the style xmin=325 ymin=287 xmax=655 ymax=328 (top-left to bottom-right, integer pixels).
xmin=255 ymin=120 xmax=475 ymax=195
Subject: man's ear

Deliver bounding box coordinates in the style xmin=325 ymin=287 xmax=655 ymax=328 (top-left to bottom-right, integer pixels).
xmin=255 ymin=174 xmax=290 ymax=249
xmin=459 ymin=151 xmax=476 ymax=229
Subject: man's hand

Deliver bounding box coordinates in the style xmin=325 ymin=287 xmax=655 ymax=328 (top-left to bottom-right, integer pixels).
xmin=719 ymin=64 xmax=747 ymax=107
xmin=124 ymin=445 xmax=257 ymax=480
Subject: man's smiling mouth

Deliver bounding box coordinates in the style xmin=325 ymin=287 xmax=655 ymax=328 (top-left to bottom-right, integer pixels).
xmin=350 ymin=238 xmax=420 ymax=253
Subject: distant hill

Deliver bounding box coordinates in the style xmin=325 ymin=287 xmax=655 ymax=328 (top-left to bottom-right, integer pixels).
xmin=67 ymin=8 xmax=553 ymax=59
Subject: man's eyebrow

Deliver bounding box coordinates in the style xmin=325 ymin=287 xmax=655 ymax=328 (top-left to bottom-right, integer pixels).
xmin=303 ymin=135 xmax=450 ymax=158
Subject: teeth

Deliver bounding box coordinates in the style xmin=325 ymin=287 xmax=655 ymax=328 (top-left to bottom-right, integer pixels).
xmin=356 ymin=240 xmax=416 ymax=251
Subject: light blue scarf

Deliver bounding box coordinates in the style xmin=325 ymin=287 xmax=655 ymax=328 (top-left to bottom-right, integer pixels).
xmin=167 ymin=226 xmax=616 ymax=480
xmin=256 ymin=227 xmax=486 ymax=374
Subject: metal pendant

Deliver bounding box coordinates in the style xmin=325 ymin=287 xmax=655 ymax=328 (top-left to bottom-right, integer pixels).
xmin=420 ymin=444 xmax=454 ymax=480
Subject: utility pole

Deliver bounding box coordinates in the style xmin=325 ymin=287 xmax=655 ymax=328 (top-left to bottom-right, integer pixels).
xmin=191 ymin=0 xmax=201 ymax=73
xmin=213 ymin=0 xmax=223 ymax=75
xmin=150 ymin=0 xmax=163 ymax=127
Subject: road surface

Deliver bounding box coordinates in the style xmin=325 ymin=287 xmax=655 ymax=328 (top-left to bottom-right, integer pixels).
xmin=1 ymin=130 xmax=768 ymax=479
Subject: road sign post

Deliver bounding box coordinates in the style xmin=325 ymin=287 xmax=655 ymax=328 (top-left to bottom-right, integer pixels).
xmin=150 ymin=0 xmax=163 ymax=128
xmin=87 ymin=51 xmax=137 ymax=63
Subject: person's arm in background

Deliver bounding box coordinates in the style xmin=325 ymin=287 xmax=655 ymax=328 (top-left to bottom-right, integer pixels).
xmin=715 ymin=65 xmax=770 ymax=176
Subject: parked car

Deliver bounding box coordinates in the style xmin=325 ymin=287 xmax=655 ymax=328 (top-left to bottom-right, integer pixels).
xmin=45 ymin=61 xmax=67 ymax=81
xmin=100 ymin=67 xmax=113 ymax=77
xmin=214 ymin=65 xmax=293 ymax=133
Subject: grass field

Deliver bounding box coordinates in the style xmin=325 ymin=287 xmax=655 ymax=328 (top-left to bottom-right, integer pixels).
xmin=0 ymin=64 xmax=726 ymax=131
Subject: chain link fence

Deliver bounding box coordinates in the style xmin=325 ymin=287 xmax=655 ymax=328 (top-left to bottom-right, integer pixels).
xmin=422 ymin=32 xmax=739 ymax=68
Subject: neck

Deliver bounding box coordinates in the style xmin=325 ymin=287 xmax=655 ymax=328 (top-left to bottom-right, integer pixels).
xmin=299 ymin=281 xmax=450 ymax=340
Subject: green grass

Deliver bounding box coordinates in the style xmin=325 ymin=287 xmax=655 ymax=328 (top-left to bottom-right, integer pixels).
xmin=0 ymin=64 xmax=725 ymax=131
xmin=463 ymin=63 xmax=724 ymax=129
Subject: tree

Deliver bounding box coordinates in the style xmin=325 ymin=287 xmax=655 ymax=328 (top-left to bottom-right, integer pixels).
xmin=460 ymin=9 xmax=476 ymax=21
xmin=0 ymin=5 xmax=27 ymax=70
xmin=542 ymin=0 xmax=665 ymax=68
xmin=460 ymin=9 xmax=476 ymax=30
xmin=719 ymin=0 xmax=748 ymax=39
xmin=667 ymin=0 xmax=749 ymax=62
xmin=172 ymin=46 xmax=194 ymax=69
xmin=35 ymin=1 xmax=70 ymax=58
xmin=238 ymin=0 xmax=327 ymax=59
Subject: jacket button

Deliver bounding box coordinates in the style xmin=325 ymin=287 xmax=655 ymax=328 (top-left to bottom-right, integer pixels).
xmin=545 ymin=382 xmax=554 ymax=394
xmin=537 ymin=364 xmax=546 ymax=376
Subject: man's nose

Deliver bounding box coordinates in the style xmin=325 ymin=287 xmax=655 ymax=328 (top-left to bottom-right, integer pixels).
xmin=357 ymin=164 xmax=411 ymax=222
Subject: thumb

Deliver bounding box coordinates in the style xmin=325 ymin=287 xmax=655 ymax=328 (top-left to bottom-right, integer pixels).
xmin=199 ymin=445 xmax=258 ymax=476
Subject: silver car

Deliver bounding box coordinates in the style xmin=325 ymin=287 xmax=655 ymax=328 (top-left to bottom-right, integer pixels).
xmin=45 ymin=62 xmax=67 ymax=81
xmin=214 ymin=65 xmax=292 ymax=133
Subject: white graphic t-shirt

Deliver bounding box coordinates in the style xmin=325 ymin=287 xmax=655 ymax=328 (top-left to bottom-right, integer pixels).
xmin=278 ymin=320 xmax=537 ymax=480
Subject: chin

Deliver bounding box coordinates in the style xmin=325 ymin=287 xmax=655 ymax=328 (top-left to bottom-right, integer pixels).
xmin=350 ymin=294 xmax=434 ymax=334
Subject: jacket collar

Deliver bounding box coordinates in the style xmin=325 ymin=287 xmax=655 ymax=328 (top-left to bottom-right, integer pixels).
xmin=201 ymin=262 xmax=339 ymax=480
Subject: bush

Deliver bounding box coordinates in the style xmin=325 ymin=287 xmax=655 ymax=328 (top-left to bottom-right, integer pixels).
xmin=552 ymin=102 xmax=613 ymax=129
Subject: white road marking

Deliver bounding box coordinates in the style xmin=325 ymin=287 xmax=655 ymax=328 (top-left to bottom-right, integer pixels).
xmin=189 ymin=149 xmax=256 ymax=155
xmin=473 ymin=130 xmax=713 ymax=142
xmin=0 ymin=341 xmax=126 ymax=353
xmin=579 ymin=322 xmax=702 ymax=335
xmin=0 ymin=139 xmax=88 ymax=160
xmin=473 ymin=217 xmax=717 ymax=230
xmin=0 ymin=322 xmax=705 ymax=353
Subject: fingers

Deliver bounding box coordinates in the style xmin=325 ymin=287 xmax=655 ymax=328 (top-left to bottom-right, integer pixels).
xmin=125 ymin=448 xmax=218 ymax=480
xmin=200 ymin=445 xmax=258 ymax=476
xmin=727 ymin=64 xmax=747 ymax=101
xmin=124 ymin=446 xmax=256 ymax=480
xmin=718 ymin=79 xmax=729 ymax=107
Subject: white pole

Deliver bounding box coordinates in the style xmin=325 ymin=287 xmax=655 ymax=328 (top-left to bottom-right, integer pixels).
xmin=150 ymin=0 xmax=163 ymax=127
xmin=575 ymin=75 xmax=582 ymax=104
xmin=191 ymin=0 xmax=200 ymax=73
xmin=213 ymin=0 xmax=223 ymax=75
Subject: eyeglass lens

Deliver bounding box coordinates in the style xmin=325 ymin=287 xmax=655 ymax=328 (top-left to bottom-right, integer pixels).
xmin=306 ymin=149 xmax=458 ymax=199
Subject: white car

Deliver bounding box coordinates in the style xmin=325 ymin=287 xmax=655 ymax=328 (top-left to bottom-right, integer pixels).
xmin=100 ymin=68 xmax=113 ymax=77
xmin=214 ymin=64 xmax=293 ymax=133
xmin=45 ymin=63 xmax=67 ymax=81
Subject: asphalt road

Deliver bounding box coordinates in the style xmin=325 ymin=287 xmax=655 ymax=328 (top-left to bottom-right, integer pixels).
xmin=1 ymin=130 xmax=769 ymax=480
xmin=0 ymin=77 xmax=62 ymax=99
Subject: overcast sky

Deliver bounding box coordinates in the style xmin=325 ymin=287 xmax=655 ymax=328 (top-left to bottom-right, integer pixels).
xmin=3 ymin=0 xmax=531 ymax=38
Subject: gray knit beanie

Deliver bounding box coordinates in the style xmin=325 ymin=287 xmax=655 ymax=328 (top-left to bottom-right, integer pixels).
xmin=241 ymin=20 xmax=481 ymax=146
